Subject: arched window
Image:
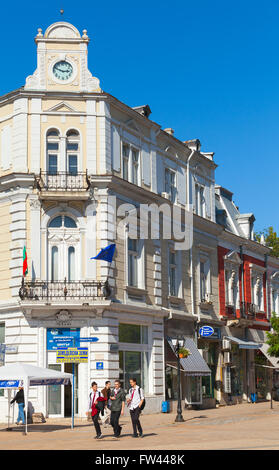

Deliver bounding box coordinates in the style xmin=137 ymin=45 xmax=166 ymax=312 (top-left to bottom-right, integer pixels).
xmin=48 ymin=214 xmax=79 ymax=281
xmin=47 ymin=129 xmax=60 ymax=175
xmin=66 ymin=130 xmax=80 ymax=175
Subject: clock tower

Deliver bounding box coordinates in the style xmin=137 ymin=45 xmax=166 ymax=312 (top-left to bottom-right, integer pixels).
xmin=24 ymin=21 xmax=101 ymax=93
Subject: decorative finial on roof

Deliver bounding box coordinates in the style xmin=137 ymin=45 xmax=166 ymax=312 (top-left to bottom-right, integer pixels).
xmin=60 ymin=8 xmax=64 ymax=16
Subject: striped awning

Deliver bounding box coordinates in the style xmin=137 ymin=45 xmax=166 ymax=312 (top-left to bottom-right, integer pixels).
xmin=166 ymin=336 xmax=211 ymax=377
xmin=259 ymin=343 xmax=279 ymax=369
xmin=225 ymin=336 xmax=262 ymax=350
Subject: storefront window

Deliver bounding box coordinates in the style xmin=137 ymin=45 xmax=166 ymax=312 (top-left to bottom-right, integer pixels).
xmin=119 ymin=350 xmax=149 ymax=392
xmin=119 ymin=323 xmax=148 ymax=344
xmin=165 ymin=365 xmax=178 ymax=400
xmin=197 ymin=342 xmax=217 ymax=399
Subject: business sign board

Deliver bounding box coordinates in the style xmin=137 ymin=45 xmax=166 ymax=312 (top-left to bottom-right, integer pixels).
xmin=96 ymin=362 xmax=104 ymax=370
xmin=47 ymin=328 xmax=80 ymax=351
xmin=0 ymin=380 xmax=23 ymax=388
xmin=199 ymin=326 xmax=215 ymax=338
xmin=56 ymin=347 xmax=88 ymax=363
xmin=79 ymin=337 xmax=99 ymax=343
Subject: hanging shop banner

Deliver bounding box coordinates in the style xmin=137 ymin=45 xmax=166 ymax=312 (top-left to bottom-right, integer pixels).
xmin=56 ymin=347 xmax=88 ymax=363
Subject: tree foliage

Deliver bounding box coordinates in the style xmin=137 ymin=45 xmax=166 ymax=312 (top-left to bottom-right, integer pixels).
xmin=255 ymin=226 xmax=279 ymax=258
xmin=266 ymin=313 xmax=279 ymax=357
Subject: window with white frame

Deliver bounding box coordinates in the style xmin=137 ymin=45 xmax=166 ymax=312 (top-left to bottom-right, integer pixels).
xmin=165 ymin=168 xmax=176 ymax=203
xmin=128 ymin=238 xmax=138 ymax=287
xmin=195 ymin=184 xmax=205 ymax=217
xmin=199 ymin=254 xmax=211 ymax=302
xmin=66 ymin=130 xmax=80 ymax=175
xmin=168 ymin=248 xmax=177 ymax=296
xmin=225 ymin=268 xmax=239 ymax=308
xmin=122 ymin=143 xmax=141 ymax=186
xmin=122 ymin=143 xmax=129 ymax=181
xmin=47 ymin=129 xmax=60 ymax=174
xmin=251 ymin=273 xmax=264 ymax=311
xmin=48 ymin=215 xmax=79 ymax=282
xmin=271 ymin=272 xmax=279 ymax=316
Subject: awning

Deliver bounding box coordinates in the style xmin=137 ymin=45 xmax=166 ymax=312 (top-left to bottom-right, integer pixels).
xmin=224 ymin=336 xmax=262 ymax=350
xmin=259 ymin=343 xmax=279 ymax=369
xmin=166 ymin=336 xmax=211 ymax=377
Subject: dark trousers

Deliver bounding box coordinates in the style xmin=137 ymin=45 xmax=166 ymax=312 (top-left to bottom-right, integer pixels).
xmin=130 ymin=406 xmax=142 ymax=436
xmin=92 ymin=411 xmax=101 ymax=436
xmin=110 ymin=410 xmax=121 ymax=436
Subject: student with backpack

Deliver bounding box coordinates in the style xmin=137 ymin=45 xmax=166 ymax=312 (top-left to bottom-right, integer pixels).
xmin=127 ymin=377 xmax=145 ymax=438
xmin=87 ymin=381 xmax=106 ymax=439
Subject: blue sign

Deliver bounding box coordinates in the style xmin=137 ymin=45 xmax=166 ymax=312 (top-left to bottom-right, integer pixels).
xmin=79 ymin=337 xmax=99 ymax=343
xmin=199 ymin=326 xmax=214 ymax=338
xmin=0 ymin=380 xmax=21 ymax=388
xmin=96 ymin=362 xmax=104 ymax=370
xmin=47 ymin=328 xmax=80 ymax=351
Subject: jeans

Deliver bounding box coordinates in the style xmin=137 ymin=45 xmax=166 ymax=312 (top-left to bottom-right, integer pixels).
xmin=17 ymin=403 xmax=25 ymax=424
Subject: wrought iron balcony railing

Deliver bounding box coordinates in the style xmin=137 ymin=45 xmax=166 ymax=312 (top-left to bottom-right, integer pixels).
xmin=19 ymin=278 xmax=112 ymax=302
xmin=36 ymin=171 xmax=90 ymax=192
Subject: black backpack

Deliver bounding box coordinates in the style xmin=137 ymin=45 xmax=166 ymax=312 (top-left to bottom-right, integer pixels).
xmin=138 ymin=388 xmax=146 ymax=410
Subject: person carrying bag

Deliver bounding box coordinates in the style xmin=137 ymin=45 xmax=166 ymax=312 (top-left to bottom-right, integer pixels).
xmin=87 ymin=381 xmax=106 ymax=439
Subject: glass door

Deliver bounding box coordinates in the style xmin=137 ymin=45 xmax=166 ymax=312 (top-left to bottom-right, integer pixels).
xmin=47 ymin=364 xmax=63 ymax=417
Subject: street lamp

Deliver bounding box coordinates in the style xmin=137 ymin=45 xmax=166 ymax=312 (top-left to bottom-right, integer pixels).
xmin=172 ymin=337 xmax=185 ymax=422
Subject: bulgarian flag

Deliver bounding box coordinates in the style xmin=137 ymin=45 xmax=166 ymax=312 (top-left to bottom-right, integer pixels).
xmin=23 ymin=245 xmax=28 ymax=277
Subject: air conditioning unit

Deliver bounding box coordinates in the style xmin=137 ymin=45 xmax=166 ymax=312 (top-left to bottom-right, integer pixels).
xmin=161 ymin=192 xmax=170 ymax=200
xmin=222 ymin=339 xmax=231 ymax=350
xmin=223 ymin=351 xmax=231 ymax=364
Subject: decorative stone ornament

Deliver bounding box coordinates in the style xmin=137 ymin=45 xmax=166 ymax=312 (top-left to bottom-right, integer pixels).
xmin=55 ymin=310 xmax=72 ymax=326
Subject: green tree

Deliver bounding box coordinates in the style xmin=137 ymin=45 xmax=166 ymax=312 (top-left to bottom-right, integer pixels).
xmin=255 ymin=226 xmax=279 ymax=258
xmin=266 ymin=313 xmax=279 ymax=357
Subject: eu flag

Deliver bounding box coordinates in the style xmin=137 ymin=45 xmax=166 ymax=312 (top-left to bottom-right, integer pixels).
xmin=91 ymin=244 xmax=116 ymax=263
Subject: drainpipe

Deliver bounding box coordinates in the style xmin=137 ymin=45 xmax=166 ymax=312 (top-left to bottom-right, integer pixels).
xmin=187 ymin=149 xmax=199 ymax=343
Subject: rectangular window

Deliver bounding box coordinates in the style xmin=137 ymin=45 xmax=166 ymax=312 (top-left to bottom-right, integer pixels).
xmin=169 ymin=248 xmax=177 ymax=296
xmin=165 ymin=169 xmax=176 ymax=202
xmin=48 ymin=155 xmax=57 ymax=175
xmin=122 ymin=144 xmax=129 ymax=181
xmin=200 ymin=256 xmax=210 ymax=302
xmin=200 ymin=261 xmax=206 ymax=301
xmin=128 ymin=238 xmax=138 ymax=287
xmin=119 ymin=323 xmax=148 ymax=344
xmin=119 ymin=350 xmax=149 ymax=392
xmin=131 ymin=148 xmax=139 ymax=185
xmin=68 ymin=155 xmax=78 ymax=175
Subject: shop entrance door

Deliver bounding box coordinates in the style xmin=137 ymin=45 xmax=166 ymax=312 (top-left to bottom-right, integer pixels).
xmin=47 ymin=363 xmax=79 ymax=417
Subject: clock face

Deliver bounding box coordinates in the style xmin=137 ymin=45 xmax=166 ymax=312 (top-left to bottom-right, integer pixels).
xmin=52 ymin=61 xmax=73 ymax=81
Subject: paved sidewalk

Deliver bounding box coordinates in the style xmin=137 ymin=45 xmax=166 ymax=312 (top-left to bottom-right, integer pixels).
xmin=1 ymin=401 xmax=279 ymax=450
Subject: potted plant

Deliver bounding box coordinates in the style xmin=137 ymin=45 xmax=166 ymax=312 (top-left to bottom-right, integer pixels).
xmin=178 ymin=347 xmax=190 ymax=358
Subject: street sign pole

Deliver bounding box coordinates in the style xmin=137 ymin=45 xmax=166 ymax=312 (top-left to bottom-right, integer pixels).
xmin=72 ymin=338 xmax=75 ymax=430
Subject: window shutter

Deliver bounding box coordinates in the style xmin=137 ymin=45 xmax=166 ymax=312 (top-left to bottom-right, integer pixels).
xmin=141 ymin=142 xmax=151 ymax=186
xmin=111 ymin=125 xmax=120 ymax=172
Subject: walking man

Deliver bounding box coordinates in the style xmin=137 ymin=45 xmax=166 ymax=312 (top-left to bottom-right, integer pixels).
xmin=87 ymin=381 xmax=105 ymax=439
xmin=110 ymin=379 xmax=125 ymax=438
xmin=10 ymin=386 xmax=25 ymax=425
xmin=127 ymin=378 xmax=144 ymax=438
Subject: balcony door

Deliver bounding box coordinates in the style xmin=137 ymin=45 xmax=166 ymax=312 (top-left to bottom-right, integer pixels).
xmin=48 ymin=215 xmax=80 ymax=282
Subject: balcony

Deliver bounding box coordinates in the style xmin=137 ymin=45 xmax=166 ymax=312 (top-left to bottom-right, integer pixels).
xmin=240 ymin=302 xmax=267 ymax=321
xmin=19 ymin=278 xmax=112 ymax=303
xmin=35 ymin=171 xmax=90 ymax=200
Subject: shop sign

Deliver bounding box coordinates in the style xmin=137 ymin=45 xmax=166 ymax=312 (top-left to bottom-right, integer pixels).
xmin=199 ymin=326 xmax=214 ymax=337
xmin=96 ymin=362 xmax=104 ymax=370
xmin=56 ymin=347 xmax=88 ymax=363
xmin=47 ymin=328 xmax=80 ymax=351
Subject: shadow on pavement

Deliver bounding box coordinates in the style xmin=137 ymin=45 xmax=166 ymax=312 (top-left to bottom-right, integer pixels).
xmin=0 ymin=423 xmax=92 ymax=433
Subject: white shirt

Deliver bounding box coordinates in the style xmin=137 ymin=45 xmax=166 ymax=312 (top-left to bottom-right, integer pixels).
xmin=128 ymin=385 xmax=144 ymax=410
xmin=88 ymin=390 xmax=103 ymax=411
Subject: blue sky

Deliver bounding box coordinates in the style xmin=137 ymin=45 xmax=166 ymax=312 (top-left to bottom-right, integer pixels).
xmin=1 ymin=0 xmax=278 ymax=234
